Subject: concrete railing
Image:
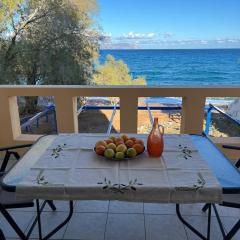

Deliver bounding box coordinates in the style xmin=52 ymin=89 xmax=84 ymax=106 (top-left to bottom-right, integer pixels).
xmin=0 ymin=85 xmax=240 ymax=149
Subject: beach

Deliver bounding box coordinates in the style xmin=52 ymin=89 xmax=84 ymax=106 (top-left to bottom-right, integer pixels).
xmin=21 ymin=97 xmax=240 ymax=137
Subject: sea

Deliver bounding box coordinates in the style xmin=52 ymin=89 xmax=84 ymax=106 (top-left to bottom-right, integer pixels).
xmin=99 ymin=49 xmax=240 ymax=105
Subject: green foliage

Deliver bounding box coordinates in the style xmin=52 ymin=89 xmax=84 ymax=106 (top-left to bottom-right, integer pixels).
xmin=0 ymin=0 xmax=24 ymax=23
xmin=0 ymin=0 xmax=99 ymax=112
xmin=93 ymin=55 xmax=146 ymax=85
xmin=0 ymin=0 xmax=99 ymax=85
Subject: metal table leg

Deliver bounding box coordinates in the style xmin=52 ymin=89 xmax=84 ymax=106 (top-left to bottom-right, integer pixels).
xmin=176 ymin=204 xmax=212 ymax=240
xmin=0 ymin=228 xmax=6 ymax=240
xmin=0 ymin=203 xmax=27 ymax=240
xmin=211 ymin=203 xmax=240 ymax=240
xmin=36 ymin=200 xmax=74 ymax=240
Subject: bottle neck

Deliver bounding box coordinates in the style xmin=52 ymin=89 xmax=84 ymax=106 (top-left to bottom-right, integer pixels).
xmin=153 ymin=118 xmax=158 ymax=129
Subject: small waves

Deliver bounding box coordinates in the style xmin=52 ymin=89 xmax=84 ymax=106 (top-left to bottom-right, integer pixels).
xmin=100 ymin=49 xmax=240 ymax=86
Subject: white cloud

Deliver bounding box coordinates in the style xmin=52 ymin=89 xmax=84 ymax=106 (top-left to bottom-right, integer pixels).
xmin=100 ymin=31 xmax=240 ymax=49
xmin=227 ymin=39 xmax=238 ymax=43
xmin=214 ymin=38 xmax=240 ymax=44
xmin=162 ymin=32 xmax=174 ymax=39
xmin=101 ymin=42 xmax=140 ymax=50
xmin=199 ymin=40 xmax=208 ymax=45
xmin=121 ymin=32 xmax=156 ymax=40
xmin=147 ymin=33 xmax=156 ymax=38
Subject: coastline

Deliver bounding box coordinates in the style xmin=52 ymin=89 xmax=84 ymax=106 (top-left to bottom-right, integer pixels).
xmin=86 ymin=96 xmax=234 ymax=107
xmin=23 ymin=97 xmax=240 ymax=138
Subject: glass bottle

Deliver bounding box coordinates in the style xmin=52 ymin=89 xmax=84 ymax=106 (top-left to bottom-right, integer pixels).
xmin=147 ymin=118 xmax=164 ymax=157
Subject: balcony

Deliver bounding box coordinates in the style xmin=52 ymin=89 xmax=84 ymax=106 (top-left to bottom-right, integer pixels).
xmin=0 ymin=85 xmax=240 ymax=240
xmin=0 ymin=85 xmax=240 ymax=157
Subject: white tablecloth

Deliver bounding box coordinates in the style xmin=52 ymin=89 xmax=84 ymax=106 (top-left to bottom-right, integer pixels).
xmin=4 ymin=134 xmax=222 ymax=203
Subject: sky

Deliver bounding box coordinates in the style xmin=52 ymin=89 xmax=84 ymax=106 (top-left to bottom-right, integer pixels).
xmin=98 ymin=0 xmax=240 ymax=49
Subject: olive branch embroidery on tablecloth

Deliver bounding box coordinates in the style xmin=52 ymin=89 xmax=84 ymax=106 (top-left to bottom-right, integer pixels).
xmin=175 ymin=173 xmax=206 ymax=192
xmin=35 ymin=170 xmax=48 ymax=185
xmin=192 ymin=172 xmax=206 ymax=190
xmin=51 ymin=144 xmax=67 ymax=158
xmin=98 ymin=178 xmax=143 ymax=194
xmin=178 ymin=144 xmax=193 ymax=160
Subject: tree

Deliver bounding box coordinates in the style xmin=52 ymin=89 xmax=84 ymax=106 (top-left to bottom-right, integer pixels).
xmin=17 ymin=0 xmax=99 ymax=85
xmin=0 ymin=0 xmax=99 ymax=83
xmin=93 ymin=55 xmax=146 ymax=85
xmin=0 ymin=0 xmax=100 ymax=113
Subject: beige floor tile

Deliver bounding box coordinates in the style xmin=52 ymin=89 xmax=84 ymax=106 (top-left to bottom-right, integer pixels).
xmin=42 ymin=200 xmax=76 ymax=212
xmin=183 ymin=215 xmax=223 ymax=240
xmin=0 ymin=211 xmax=34 ymax=239
xmin=144 ymin=203 xmax=176 ymax=215
xmin=216 ymin=205 xmax=240 ymax=217
xmin=63 ymin=212 xmax=107 ymax=240
xmin=74 ymin=200 xmax=109 ymax=213
xmin=221 ymin=216 xmax=240 ymax=240
xmin=145 ymin=214 xmax=187 ymax=240
xmin=27 ymin=211 xmax=69 ymax=239
xmin=109 ymin=201 xmax=144 ymax=213
xmin=105 ymin=213 xmax=145 ymax=240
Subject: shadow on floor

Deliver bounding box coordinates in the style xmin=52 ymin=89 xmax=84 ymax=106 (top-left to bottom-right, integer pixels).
xmin=78 ymin=110 xmax=118 ymax=133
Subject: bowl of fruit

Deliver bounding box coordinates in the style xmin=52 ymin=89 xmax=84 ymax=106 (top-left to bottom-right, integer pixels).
xmin=94 ymin=135 xmax=145 ymax=160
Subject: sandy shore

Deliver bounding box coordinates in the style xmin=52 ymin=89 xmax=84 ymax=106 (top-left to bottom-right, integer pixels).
xmin=21 ymin=98 xmax=240 ymax=137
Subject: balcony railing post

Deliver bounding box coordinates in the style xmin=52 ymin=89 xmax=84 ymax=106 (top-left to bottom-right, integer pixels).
xmin=0 ymin=96 xmax=21 ymax=146
xmin=120 ymin=96 xmax=138 ymax=133
xmin=55 ymin=96 xmax=78 ymax=133
xmin=180 ymin=96 xmax=206 ymax=134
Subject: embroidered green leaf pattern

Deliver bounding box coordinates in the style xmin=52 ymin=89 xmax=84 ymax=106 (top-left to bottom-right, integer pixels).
xmin=51 ymin=144 xmax=67 ymax=158
xmin=36 ymin=171 xmax=48 ymax=185
xmin=98 ymin=178 xmax=143 ymax=194
xmin=178 ymin=144 xmax=193 ymax=160
xmin=175 ymin=173 xmax=206 ymax=192
xmin=192 ymin=173 xmax=206 ymax=190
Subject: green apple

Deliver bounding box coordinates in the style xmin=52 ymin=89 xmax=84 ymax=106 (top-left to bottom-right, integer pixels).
xmin=116 ymin=144 xmax=127 ymax=153
xmin=107 ymin=143 xmax=116 ymax=151
xmin=109 ymin=136 xmax=116 ymax=142
xmin=104 ymin=149 xmax=115 ymax=158
xmin=126 ymin=148 xmax=137 ymax=158
xmin=115 ymin=152 xmax=125 ymax=159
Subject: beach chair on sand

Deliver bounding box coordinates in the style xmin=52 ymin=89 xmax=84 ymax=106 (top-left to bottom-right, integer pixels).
xmin=202 ymin=144 xmax=240 ymax=240
xmin=0 ymin=144 xmax=56 ymax=240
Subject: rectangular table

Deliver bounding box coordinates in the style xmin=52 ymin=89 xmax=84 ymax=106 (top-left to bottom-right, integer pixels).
xmin=2 ymin=134 xmax=240 ymax=240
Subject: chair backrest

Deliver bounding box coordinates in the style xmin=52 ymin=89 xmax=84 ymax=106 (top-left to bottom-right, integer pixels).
xmin=0 ymin=151 xmax=20 ymax=173
xmin=0 ymin=144 xmax=32 ymax=173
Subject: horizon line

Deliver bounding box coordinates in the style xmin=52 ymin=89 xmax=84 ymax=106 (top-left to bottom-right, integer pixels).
xmin=100 ymin=48 xmax=240 ymax=51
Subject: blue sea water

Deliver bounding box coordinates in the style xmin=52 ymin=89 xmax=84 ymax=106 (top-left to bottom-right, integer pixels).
xmin=99 ymin=49 xmax=240 ymax=86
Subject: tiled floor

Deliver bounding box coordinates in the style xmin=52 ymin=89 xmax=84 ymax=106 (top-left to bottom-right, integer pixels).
xmin=1 ymin=200 xmax=239 ymax=240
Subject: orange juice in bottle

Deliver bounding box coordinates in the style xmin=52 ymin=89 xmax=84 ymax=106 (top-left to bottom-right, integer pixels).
xmin=147 ymin=118 xmax=164 ymax=157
